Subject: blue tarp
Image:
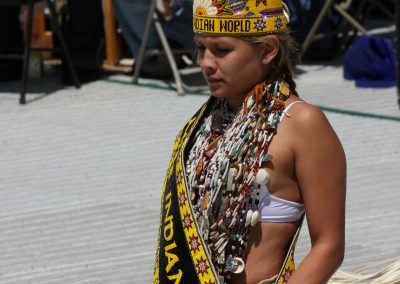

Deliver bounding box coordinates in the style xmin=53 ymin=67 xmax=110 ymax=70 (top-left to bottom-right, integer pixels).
xmin=344 ymin=36 xmax=396 ymax=88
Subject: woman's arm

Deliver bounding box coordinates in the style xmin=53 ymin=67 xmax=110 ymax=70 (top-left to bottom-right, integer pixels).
xmin=288 ymin=104 xmax=346 ymax=284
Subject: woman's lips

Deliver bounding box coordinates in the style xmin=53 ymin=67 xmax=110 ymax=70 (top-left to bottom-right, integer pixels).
xmin=206 ymin=77 xmax=222 ymax=84
xmin=207 ymin=78 xmax=222 ymax=91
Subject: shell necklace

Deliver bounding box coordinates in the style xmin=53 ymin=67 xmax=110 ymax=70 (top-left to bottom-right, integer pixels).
xmin=185 ymin=80 xmax=290 ymax=282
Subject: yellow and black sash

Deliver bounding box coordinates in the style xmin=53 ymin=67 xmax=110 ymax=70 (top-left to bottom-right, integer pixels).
xmin=153 ymin=97 xmax=303 ymax=284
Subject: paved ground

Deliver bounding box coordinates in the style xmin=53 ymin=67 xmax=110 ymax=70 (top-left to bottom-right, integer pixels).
xmin=0 ymin=61 xmax=399 ymax=284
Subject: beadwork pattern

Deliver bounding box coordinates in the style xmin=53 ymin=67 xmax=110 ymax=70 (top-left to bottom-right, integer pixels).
xmin=185 ymin=80 xmax=290 ymax=281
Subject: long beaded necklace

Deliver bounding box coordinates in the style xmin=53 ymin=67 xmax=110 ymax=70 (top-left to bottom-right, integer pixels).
xmin=185 ymin=80 xmax=290 ymax=283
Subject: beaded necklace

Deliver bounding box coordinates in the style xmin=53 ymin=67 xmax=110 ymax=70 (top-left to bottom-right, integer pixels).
xmin=185 ymin=80 xmax=290 ymax=282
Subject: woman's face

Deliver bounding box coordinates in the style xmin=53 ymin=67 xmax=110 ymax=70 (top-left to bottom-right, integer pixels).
xmin=195 ymin=36 xmax=270 ymax=109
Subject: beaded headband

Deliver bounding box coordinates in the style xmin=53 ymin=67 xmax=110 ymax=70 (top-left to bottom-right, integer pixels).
xmin=193 ymin=0 xmax=290 ymax=36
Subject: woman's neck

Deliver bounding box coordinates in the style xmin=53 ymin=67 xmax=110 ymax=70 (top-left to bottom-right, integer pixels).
xmin=226 ymin=80 xmax=266 ymax=111
xmin=226 ymin=93 xmax=247 ymax=112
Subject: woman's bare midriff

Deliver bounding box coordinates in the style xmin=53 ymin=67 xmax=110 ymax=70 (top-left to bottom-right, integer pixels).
xmin=204 ymin=97 xmax=304 ymax=284
xmin=229 ymin=97 xmax=304 ymax=284
xmin=229 ymin=221 xmax=300 ymax=284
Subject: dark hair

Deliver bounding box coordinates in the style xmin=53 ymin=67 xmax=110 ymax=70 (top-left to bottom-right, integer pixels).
xmin=242 ymin=31 xmax=300 ymax=96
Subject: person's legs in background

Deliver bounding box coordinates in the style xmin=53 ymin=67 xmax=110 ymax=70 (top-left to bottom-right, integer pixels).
xmin=286 ymin=0 xmax=336 ymax=60
xmin=0 ymin=6 xmax=23 ymax=82
xmin=112 ymin=0 xmax=194 ymax=79
xmin=112 ymin=0 xmax=160 ymax=58
xmin=161 ymin=0 xmax=194 ymax=50
xmin=61 ymin=0 xmax=103 ymax=84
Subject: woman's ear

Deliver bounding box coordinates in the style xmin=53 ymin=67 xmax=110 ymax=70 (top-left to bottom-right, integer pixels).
xmin=262 ymin=36 xmax=279 ymax=65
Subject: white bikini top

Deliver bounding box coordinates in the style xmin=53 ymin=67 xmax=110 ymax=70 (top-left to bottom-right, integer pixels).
xmin=258 ymin=100 xmax=305 ymax=223
xmin=258 ymin=184 xmax=304 ymax=222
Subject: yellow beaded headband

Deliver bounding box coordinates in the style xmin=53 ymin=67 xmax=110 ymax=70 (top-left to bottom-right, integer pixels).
xmin=193 ymin=0 xmax=290 ymax=36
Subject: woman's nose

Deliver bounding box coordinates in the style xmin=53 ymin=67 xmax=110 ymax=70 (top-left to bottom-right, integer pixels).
xmin=200 ymin=49 xmax=217 ymax=74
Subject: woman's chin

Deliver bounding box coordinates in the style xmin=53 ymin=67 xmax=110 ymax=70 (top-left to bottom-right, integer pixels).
xmin=209 ymin=88 xmax=227 ymax=99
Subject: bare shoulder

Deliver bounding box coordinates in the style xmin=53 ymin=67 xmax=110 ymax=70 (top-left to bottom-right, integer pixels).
xmin=286 ymin=101 xmax=338 ymax=140
xmin=287 ymin=101 xmax=330 ymax=128
xmin=284 ymin=100 xmax=345 ymax=160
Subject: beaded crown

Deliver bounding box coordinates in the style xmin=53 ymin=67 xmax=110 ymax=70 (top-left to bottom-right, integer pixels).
xmin=193 ymin=0 xmax=288 ymax=36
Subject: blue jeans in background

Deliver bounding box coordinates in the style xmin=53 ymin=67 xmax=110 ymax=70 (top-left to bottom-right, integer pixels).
xmin=112 ymin=0 xmax=194 ymax=59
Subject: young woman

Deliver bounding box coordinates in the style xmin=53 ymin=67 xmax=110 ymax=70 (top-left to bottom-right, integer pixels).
xmin=153 ymin=1 xmax=346 ymax=283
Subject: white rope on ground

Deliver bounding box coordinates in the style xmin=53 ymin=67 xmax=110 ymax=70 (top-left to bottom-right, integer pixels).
xmin=329 ymin=257 xmax=400 ymax=284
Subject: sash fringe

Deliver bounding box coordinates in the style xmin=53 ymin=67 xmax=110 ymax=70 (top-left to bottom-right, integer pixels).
xmin=329 ymin=258 xmax=400 ymax=284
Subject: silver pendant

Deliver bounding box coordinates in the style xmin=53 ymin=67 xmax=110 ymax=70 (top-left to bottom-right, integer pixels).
xmin=224 ymin=256 xmax=245 ymax=274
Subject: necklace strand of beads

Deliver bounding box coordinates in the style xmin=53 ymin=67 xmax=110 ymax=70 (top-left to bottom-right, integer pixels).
xmin=185 ymin=80 xmax=290 ymax=282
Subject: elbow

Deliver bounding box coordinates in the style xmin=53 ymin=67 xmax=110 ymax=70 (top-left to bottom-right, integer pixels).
xmin=312 ymin=238 xmax=345 ymax=271
xmin=330 ymin=236 xmax=345 ymax=268
xmin=334 ymin=244 xmax=345 ymax=269
xmin=327 ymin=240 xmax=345 ymax=270
xmin=337 ymin=242 xmax=345 ymax=267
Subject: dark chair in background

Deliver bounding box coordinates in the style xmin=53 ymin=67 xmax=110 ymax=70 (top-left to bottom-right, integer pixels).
xmin=132 ymin=0 xmax=206 ymax=96
xmin=301 ymin=0 xmax=367 ymax=56
xmin=0 ymin=0 xmax=80 ymax=104
xmin=301 ymin=0 xmax=395 ymax=56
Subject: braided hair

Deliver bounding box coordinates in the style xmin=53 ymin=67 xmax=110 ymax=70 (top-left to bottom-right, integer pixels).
xmin=243 ymin=31 xmax=301 ymax=97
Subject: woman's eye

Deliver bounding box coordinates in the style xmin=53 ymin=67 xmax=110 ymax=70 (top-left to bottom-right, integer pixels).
xmin=194 ymin=46 xmax=205 ymax=61
xmin=216 ymin=48 xmax=230 ymax=54
xmin=195 ymin=46 xmax=206 ymax=58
